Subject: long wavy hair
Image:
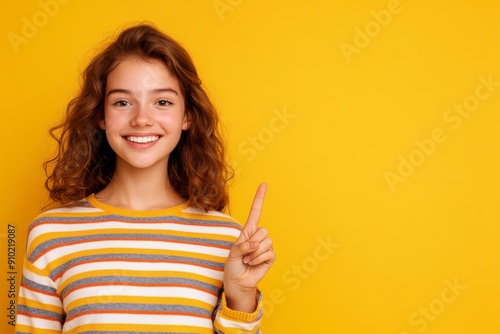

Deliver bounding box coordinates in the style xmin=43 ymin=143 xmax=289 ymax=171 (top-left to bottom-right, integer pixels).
xmin=45 ymin=23 xmax=232 ymax=212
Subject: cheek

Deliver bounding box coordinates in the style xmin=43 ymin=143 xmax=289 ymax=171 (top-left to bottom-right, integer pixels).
xmin=159 ymin=115 xmax=185 ymax=129
xmin=102 ymin=112 xmax=124 ymax=130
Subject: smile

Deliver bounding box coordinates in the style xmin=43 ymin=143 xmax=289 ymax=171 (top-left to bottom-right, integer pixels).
xmin=125 ymin=135 xmax=161 ymax=143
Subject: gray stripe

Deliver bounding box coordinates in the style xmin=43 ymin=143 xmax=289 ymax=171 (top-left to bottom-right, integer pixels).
xmin=61 ymin=276 xmax=219 ymax=298
xmin=50 ymin=253 xmax=224 ymax=280
xmin=28 ymin=233 xmax=233 ymax=262
xmin=29 ymin=233 xmax=233 ymax=263
xmin=67 ymin=303 xmax=211 ymax=320
xmin=18 ymin=304 xmax=64 ymax=323
xmin=31 ymin=214 xmax=240 ymax=228
xmin=21 ymin=276 xmax=57 ymax=295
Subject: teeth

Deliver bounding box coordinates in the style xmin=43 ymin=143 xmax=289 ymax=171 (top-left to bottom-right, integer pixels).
xmin=126 ymin=136 xmax=160 ymax=143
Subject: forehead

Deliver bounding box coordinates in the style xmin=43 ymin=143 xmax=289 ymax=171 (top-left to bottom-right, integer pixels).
xmin=106 ymin=57 xmax=181 ymax=91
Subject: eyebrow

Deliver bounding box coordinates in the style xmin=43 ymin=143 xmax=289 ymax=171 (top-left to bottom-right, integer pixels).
xmin=106 ymin=88 xmax=179 ymax=97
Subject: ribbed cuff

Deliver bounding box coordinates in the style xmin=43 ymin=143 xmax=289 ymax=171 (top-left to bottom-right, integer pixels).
xmin=220 ymin=290 xmax=263 ymax=322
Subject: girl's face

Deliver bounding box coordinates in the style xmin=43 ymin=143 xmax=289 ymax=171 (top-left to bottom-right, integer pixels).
xmin=100 ymin=57 xmax=191 ymax=171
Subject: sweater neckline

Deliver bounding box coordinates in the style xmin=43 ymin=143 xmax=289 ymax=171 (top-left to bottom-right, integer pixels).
xmin=86 ymin=193 xmax=190 ymax=217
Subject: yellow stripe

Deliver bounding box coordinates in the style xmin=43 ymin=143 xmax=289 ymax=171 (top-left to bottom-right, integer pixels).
xmin=16 ymin=324 xmax=62 ymax=334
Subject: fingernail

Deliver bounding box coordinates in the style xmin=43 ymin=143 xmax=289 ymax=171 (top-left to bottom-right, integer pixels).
xmin=250 ymin=241 xmax=259 ymax=249
xmin=243 ymin=256 xmax=250 ymax=264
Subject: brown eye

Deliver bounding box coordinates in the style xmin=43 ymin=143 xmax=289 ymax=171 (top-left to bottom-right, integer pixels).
xmin=157 ymin=99 xmax=172 ymax=107
xmin=113 ymin=100 xmax=130 ymax=107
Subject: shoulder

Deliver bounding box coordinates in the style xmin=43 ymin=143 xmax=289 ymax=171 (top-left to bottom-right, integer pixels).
xmin=173 ymin=207 xmax=242 ymax=247
xmin=27 ymin=198 xmax=103 ymax=239
xmin=177 ymin=206 xmax=241 ymax=228
xmin=181 ymin=206 xmax=238 ymax=221
xmin=33 ymin=198 xmax=103 ymax=222
xmin=24 ymin=198 xmax=105 ymax=261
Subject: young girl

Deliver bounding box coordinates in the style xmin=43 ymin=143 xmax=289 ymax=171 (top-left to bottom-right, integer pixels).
xmin=16 ymin=24 xmax=275 ymax=334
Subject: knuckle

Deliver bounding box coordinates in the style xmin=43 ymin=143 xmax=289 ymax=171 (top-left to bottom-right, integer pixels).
xmin=258 ymin=227 xmax=268 ymax=237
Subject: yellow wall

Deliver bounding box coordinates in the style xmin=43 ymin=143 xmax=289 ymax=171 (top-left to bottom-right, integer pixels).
xmin=1 ymin=0 xmax=499 ymax=333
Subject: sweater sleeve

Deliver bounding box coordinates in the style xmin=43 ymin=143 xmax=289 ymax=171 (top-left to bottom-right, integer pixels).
xmin=212 ymin=289 xmax=263 ymax=334
xmin=16 ymin=256 xmax=64 ymax=334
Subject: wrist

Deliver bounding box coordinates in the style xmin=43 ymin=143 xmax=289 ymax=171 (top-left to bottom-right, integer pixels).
xmin=224 ymin=286 xmax=258 ymax=313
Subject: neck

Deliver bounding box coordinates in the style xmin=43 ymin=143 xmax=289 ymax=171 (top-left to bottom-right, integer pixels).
xmin=96 ymin=161 xmax=185 ymax=211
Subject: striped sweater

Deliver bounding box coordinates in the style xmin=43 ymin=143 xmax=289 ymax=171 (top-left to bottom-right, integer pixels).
xmin=16 ymin=194 xmax=263 ymax=333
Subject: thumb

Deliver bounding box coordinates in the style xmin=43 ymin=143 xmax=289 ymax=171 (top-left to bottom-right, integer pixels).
xmin=229 ymin=239 xmax=259 ymax=259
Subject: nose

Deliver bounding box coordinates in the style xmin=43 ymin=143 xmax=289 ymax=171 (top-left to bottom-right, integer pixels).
xmin=131 ymin=104 xmax=154 ymax=127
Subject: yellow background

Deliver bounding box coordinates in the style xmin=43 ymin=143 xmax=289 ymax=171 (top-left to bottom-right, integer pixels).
xmin=1 ymin=0 xmax=499 ymax=333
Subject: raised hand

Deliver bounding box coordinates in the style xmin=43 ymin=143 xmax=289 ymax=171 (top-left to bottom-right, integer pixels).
xmin=223 ymin=183 xmax=276 ymax=312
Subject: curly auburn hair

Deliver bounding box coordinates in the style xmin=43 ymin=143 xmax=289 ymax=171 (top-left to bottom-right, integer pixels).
xmin=45 ymin=23 xmax=232 ymax=212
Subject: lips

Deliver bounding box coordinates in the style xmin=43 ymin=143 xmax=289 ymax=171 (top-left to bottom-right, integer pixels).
xmin=125 ymin=135 xmax=161 ymax=143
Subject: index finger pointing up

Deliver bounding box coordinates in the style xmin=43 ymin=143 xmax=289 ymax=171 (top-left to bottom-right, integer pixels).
xmin=243 ymin=183 xmax=268 ymax=234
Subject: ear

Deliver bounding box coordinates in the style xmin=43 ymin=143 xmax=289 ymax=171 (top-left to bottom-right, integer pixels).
xmin=182 ymin=111 xmax=193 ymax=130
xmin=99 ymin=118 xmax=106 ymax=130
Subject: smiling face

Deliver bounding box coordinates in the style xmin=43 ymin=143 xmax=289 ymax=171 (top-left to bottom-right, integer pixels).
xmin=100 ymin=57 xmax=191 ymax=172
